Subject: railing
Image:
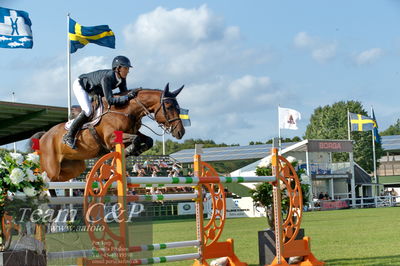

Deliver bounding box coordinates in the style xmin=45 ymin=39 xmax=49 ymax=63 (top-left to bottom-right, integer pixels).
xmin=311 ymin=195 xmax=399 ymax=210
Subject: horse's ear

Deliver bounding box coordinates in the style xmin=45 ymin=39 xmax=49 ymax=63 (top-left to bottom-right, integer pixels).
xmin=164 ymin=83 xmax=170 ymax=96
xmin=171 ymin=85 xmax=184 ymax=98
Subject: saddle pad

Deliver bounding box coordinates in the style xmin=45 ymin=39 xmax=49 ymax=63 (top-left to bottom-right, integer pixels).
xmin=65 ymin=102 xmax=104 ymax=130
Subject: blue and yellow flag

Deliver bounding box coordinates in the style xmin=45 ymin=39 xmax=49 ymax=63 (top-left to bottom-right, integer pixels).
xmin=179 ymin=108 xmax=191 ymax=127
xmin=372 ymin=109 xmax=381 ymax=143
xmin=349 ymin=112 xmax=376 ymax=132
xmin=69 ymin=18 xmax=115 ymax=53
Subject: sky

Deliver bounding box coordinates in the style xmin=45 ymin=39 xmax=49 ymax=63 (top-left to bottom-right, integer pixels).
xmin=1 ymin=0 xmax=400 ymax=151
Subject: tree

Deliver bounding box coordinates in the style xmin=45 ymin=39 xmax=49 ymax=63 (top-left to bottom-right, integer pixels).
xmin=250 ymin=161 xmax=308 ymax=229
xmin=265 ymin=136 xmax=302 ymax=144
xmin=304 ymin=101 xmax=384 ymax=173
xmin=381 ymin=119 xmax=400 ymax=136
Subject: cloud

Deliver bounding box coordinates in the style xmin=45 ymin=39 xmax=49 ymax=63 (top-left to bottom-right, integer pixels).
xmin=311 ymin=43 xmax=337 ymax=63
xmin=293 ymin=31 xmax=337 ymax=63
xmin=18 ymin=56 xmax=108 ymax=106
xmin=294 ymin=32 xmax=315 ymax=48
xmin=354 ymin=48 xmax=383 ymax=65
xmin=122 ymin=5 xmax=271 ymax=84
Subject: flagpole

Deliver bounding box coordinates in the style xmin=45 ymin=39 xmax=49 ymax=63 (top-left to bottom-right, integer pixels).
xmin=278 ymin=105 xmax=281 ymax=151
xmin=67 ymin=13 xmax=72 ymax=120
xmin=371 ymin=107 xmax=377 ymax=183
xmin=347 ymin=109 xmax=351 ymax=140
xmin=162 ymin=132 xmax=166 ymax=155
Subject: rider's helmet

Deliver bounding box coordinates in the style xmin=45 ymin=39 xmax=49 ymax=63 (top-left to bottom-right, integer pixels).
xmin=112 ymin=55 xmax=132 ymax=70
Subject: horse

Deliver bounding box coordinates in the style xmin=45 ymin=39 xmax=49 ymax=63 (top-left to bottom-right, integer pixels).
xmin=32 ymin=83 xmax=185 ymax=182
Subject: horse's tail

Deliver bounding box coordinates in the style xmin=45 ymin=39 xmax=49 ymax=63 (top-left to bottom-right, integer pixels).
xmin=27 ymin=131 xmax=46 ymax=152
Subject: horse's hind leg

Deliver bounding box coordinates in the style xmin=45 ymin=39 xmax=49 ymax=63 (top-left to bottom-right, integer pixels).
xmin=59 ymin=160 xmax=86 ymax=182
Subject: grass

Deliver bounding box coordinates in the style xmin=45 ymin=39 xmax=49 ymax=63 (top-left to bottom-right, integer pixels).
xmin=46 ymin=207 xmax=400 ymax=266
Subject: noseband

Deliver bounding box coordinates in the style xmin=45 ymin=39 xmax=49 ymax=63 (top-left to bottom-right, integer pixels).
xmin=134 ymin=95 xmax=181 ymax=135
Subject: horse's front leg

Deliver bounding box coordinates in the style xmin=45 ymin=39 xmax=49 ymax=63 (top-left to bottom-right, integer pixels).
xmin=124 ymin=132 xmax=153 ymax=156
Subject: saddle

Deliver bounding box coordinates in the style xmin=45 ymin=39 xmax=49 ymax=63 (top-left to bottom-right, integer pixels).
xmin=64 ymin=96 xmax=104 ymax=130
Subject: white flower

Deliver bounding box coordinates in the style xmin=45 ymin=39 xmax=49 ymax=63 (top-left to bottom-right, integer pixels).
xmin=258 ymin=156 xmax=272 ymax=168
xmin=26 ymin=153 xmax=40 ymax=164
xmin=41 ymin=171 xmax=50 ymax=184
xmin=0 ymin=158 xmax=6 ymax=169
xmin=286 ymin=156 xmax=297 ymax=163
xmin=10 ymin=153 xmax=24 ymax=165
xmin=10 ymin=168 xmax=25 ymax=184
xmin=25 ymin=169 xmax=37 ymax=182
xmin=23 ymin=187 xmax=37 ymax=197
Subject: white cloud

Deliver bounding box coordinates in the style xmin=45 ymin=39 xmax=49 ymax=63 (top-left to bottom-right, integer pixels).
xmin=293 ymin=31 xmax=337 ymax=63
xmin=19 ymin=56 xmax=108 ymax=106
xmin=311 ymin=43 xmax=337 ymax=63
xmin=122 ymin=5 xmax=270 ymax=84
xmin=354 ymin=48 xmax=383 ymax=65
xmin=294 ymin=32 xmax=315 ymax=48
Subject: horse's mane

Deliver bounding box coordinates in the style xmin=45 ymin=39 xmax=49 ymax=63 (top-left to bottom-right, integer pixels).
xmin=115 ymin=88 xmax=162 ymax=96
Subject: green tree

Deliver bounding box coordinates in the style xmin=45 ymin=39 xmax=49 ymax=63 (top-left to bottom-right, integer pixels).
xmin=381 ymin=119 xmax=400 ymax=136
xmin=250 ymin=161 xmax=308 ymax=229
xmin=265 ymin=136 xmax=302 ymax=144
xmin=304 ymin=101 xmax=384 ymax=173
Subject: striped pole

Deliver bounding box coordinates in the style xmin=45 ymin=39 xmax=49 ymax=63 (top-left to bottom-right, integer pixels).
xmin=129 ymin=240 xmax=200 ymax=252
xmin=49 ymin=175 xmax=274 ymax=190
xmin=133 ymin=253 xmax=200 ymax=265
xmin=48 ymin=240 xmax=200 ymax=260
xmin=46 ymin=193 xmax=197 ymax=205
xmin=123 ymin=176 xmax=275 ymax=185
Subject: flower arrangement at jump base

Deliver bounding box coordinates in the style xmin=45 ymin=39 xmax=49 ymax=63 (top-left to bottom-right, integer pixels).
xmin=0 ymin=151 xmax=49 ymax=251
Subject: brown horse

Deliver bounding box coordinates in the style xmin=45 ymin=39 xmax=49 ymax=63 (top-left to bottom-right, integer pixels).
xmin=33 ymin=83 xmax=185 ymax=182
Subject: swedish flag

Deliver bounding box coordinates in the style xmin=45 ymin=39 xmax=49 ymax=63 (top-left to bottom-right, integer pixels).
xmin=349 ymin=112 xmax=376 ymax=131
xmin=69 ymin=18 xmax=115 ymax=53
xmin=372 ymin=109 xmax=381 ymax=143
xmin=179 ymin=108 xmax=191 ymax=127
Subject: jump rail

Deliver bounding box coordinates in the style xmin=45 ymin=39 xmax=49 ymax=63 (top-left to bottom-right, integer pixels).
xmin=75 ymin=131 xmax=323 ymax=266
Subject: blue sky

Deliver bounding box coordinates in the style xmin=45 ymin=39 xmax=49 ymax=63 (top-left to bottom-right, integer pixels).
xmin=1 ymin=0 xmax=400 ymax=151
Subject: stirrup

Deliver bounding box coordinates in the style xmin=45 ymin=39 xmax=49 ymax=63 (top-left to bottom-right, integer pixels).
xmin=62 ymin=134 xmax=77 ymax=149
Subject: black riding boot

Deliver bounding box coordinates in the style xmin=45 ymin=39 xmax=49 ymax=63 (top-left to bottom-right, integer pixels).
xmin=63 ymin=112 xmax=89 ymax=149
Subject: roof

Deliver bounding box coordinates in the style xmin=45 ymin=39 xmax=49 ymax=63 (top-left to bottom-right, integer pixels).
xmin=381 ymin=135 xmax=400 ymax=152
xmin=0 ymin=101 xmax=67 ymax=145
xmin=170 ymin=135 xmax=400 ymax=163
xmin=170 ymin=142 xmax=296 ymax=163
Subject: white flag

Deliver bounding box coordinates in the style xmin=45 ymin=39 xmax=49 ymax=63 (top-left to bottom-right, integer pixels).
xmin=278 ymin=107 xmax=301 ymax=130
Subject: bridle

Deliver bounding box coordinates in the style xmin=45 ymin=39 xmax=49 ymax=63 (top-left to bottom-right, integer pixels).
xmin=103 ymin=91 xmax=181 ymax=136
xmin=135 ymin=94 xmax=181 ymax=135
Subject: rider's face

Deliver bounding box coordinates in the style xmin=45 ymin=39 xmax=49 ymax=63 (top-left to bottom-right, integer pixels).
xmin=118 ymin=66 xmax=130 ymax=79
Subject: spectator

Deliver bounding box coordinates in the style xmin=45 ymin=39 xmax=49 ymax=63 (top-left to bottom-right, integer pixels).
xmin=172 ymin=163 xmax=182 ymax=175
xmin=137 ymin=168 xmax=146 ymax=177
xmin=132 ymin=163 xmax=141 ymax=175
xmin=324 ymin=192 xmax=329 ymax=200
xmin=151 ymin=169 xmax=158 ymax=177
xmin=318 ymin=192 xmax=324 ymax=200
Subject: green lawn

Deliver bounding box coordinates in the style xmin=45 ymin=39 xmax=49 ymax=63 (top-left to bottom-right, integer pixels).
xmin=47 ymin=207 xmax=400 ymax=266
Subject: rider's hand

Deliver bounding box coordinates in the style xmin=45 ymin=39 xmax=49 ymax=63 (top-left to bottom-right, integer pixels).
xmin=127 ymin=90 xmax=137 ymax=100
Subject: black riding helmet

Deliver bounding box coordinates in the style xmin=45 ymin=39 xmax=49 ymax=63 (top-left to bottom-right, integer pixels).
xmin=112 ymin=55 xmax=132 ymax=70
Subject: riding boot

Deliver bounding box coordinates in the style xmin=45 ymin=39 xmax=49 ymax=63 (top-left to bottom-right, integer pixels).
xmin=63 ymin=112 xmax=89 ymax=149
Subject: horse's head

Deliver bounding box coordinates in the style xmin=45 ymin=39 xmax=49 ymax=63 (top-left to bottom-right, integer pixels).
xmin=154 ymin=83 xmax=185 ymax=139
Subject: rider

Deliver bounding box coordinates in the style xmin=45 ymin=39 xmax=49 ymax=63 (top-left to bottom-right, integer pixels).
xmin=63 ymin=55 xmax=135 ymax=149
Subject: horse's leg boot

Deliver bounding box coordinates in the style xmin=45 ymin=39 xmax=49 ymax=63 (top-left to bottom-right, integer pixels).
xmin=63 ymin=112 xmax=89 ymax=149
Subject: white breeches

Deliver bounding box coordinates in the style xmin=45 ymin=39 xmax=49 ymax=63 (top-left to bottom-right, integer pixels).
xmin=73 ymin=79 xmax=92 ymax=117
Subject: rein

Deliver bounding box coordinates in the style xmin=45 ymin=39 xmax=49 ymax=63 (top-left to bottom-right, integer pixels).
xmin=98 ymin=93 xmax=180 ymax=136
